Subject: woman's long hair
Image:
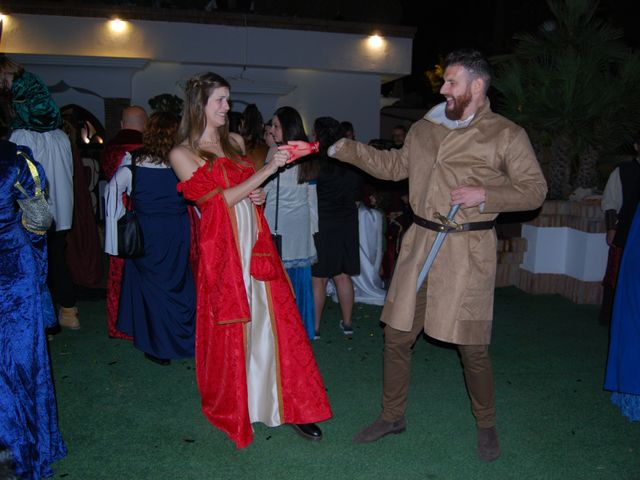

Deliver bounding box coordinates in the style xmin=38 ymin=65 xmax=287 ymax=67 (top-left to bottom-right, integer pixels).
xmin=0 ymin=56 xmax=24 ymax=133
xmin=138 ymin=112 xmax=179 ymax=166
xmin=176 ymin=72 xmax=242 ymax=164
xmin=240 ymin=103 xmax=265 ymax=151
xmin=0 ymin=55 xmax=24 ymax=92
xmin=314 ymin=116 xmax=344 ymax=176
xmin=273 ymin=106 xmax=319 ymax=182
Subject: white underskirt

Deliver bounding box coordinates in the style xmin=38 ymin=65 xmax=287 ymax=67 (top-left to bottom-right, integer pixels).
xmin=234 ymin=198 xmax=282 ymax=427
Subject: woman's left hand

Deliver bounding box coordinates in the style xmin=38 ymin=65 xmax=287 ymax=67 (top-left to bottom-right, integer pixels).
xmin=249 ymin=188 xmax=267 ymax=205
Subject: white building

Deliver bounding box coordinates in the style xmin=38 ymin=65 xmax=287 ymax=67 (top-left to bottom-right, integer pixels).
xmin=0 ymin=4 xmax=414 ymax=141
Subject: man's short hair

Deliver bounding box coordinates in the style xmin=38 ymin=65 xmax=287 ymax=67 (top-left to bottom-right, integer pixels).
xmin=444 ymin=49 xmax=492 ymax=92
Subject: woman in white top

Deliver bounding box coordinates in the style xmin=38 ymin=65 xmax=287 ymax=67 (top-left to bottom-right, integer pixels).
xmin=263 ymin=106 xmax=319 ymax=340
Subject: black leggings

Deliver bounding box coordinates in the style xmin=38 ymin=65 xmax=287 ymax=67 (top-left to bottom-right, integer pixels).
xmin=47 ymin=229 xmax=76 ymax=308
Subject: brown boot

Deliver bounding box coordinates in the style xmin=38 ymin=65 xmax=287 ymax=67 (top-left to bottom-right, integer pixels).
xmin=58 ymin=306 xmax=80 ymax=330
xmin=353 ymin=415 xmax=406 ymax=443
xmin=477 ymin=426 xmax=500 ymax=462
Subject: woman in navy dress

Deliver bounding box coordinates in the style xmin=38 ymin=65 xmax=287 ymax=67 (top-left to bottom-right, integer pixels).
xmin=104 ymin=112 xmax=195 ymax=365
xmin=0 ymin=140 xmax=66 ymax=479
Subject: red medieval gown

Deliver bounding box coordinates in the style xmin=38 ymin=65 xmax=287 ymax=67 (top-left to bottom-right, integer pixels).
xmin=178 ymin=157 xmax=332 ymax=449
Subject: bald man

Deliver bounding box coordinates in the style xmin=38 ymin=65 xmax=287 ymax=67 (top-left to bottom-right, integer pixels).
xmin=100 ymin=105 xmax=148 ymax=339
xmin=100 ymin=105 xmax=148 ymax=180
xmin=121 ymin=105 xmax=147 ymax=134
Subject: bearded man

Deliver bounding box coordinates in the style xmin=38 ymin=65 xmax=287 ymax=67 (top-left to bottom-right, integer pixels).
xmin=329 ymin=49 xmax=547 ymax=461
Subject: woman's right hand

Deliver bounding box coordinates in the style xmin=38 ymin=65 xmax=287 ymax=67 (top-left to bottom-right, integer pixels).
xmin=267 ymin=149 xmax=290 ymax=173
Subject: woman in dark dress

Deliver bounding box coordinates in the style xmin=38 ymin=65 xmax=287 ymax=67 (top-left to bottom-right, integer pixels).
xmin=311 ymin=117 xmax=362 ymax=338
xmin=104 ymin=112 xmax=195 ymax=365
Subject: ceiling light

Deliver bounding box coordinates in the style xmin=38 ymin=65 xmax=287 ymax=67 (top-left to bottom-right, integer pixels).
xmin=109 ymin=18 xmax=127 ymax=33
xmin=367 ymin=34 xmax=384 ymax=49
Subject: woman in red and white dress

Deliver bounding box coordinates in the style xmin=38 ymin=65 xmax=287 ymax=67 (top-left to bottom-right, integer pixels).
xmin=169 ymin=72 xmax=331 ymax=449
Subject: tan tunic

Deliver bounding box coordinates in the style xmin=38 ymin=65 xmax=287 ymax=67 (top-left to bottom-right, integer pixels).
xmin=333 ymin=102 xmax=547 ymax=345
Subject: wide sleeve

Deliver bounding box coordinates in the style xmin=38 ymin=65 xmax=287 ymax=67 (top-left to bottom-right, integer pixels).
xmin=307 ymin=182 xmax=319 ymax=235
xmin=482 ymin=128 xmax=548 ymax=213
xmin=601 ymin=167 xmax=622 ymax=213
xmin=178 ymin=161 xmax=252 ymax=325
xmin=331 ymin=138 xmax=409 ymax=182
xmin=103 ymin=154 xmax=132 ymax=256
xmin=177 ymin=165 xmax=223 ymax=203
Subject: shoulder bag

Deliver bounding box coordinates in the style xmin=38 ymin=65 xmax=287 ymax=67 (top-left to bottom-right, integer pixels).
xmin=117 ymin=157 xmax=144 ymax=258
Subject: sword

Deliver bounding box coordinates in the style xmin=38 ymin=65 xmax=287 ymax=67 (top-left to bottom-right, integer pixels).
xmin=416 ymin=204 xmax=460 ymax=292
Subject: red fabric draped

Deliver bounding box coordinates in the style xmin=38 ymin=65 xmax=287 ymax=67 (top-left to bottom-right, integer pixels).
xmin=100 ymin=131 xmax=143 ymax=339
xmin=99 ymin=130 xmax=143 ymax=180
xmin=178 ymin=159 xmax=332 ymax=448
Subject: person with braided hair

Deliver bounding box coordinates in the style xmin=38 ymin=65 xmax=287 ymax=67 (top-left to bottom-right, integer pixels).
xmin=169 ymin=72 xmax=331 ymax=449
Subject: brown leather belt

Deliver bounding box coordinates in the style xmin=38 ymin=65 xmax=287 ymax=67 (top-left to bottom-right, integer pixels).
xmin=413 ymin=214 xmax=495 ymax=233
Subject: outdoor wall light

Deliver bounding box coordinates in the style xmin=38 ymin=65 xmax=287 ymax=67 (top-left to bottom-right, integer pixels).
xmin=109 ymin=18 xmax=127 ymax=33
xmin=367 ymin=34 xmax=384 ymax=49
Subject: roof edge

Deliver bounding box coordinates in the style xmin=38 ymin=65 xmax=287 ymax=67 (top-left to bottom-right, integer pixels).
xmin=1 ymin=2 xmax=417 ymax=38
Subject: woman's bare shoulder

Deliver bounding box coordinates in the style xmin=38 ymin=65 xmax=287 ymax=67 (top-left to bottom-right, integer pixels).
xmin=169 ymin=144 xmax=203 ymax=181
xmin=170 ymin=143 xmax=193 ymax=158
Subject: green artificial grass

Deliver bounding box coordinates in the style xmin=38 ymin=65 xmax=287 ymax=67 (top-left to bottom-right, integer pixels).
xmin=48 ymin=287 xmax=640 ymax=479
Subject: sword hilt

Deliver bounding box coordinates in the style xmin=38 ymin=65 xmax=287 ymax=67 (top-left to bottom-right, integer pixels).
xmin=434 ymin=204 xmax=462 ymax=230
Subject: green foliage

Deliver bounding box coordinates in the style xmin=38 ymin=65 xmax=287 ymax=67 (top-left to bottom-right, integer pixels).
xmin=148 ymin=93 xmax=183 ymax=118
xmin=491 ymin=0 xmax=640 ymax=198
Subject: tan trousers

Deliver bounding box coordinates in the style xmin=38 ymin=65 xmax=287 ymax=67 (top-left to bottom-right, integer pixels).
xmin=381 ymin=282 xmax=496 ymax=428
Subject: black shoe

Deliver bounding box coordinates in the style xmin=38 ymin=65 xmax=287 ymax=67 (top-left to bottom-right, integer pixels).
xmin=339 ymin=321 xmax=354 ymax=336
xmin=144 ymin=353 xmax=170 ymax=366
xmin=291 ymin=423 xmax=322 ymax=441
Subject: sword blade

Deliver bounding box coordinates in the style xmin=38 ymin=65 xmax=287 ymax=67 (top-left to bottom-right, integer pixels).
xmin=416 ymin=204 xmax=460 ymax=291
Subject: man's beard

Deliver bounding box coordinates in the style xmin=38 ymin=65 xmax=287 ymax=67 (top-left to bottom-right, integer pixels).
xmin=444 ymin=90 xmax=472 ymax=120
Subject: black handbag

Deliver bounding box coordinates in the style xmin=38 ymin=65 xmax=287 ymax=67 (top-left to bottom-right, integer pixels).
xmin=117 ymin=160 xmax=144 ymax=258
xmin=271 ymin=172 xmax=282 ymax=256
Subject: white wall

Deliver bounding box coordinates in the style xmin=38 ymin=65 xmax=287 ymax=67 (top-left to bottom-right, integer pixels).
xmin=2 ymin=14 xmax=411 ymax=74
xmin=521 ymin=225 xmax=608 ymax=282
xmin=4 ymin=13 xmax=412 ymax=142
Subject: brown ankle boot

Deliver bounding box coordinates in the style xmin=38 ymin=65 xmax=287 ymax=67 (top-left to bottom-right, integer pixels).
xmin=353 ymin=415 xmax=406 ymax=443
xmin=58 ymin=306 xmax=80 ymax=330
xmin=477 ymin=426 xmax=500 ymax=462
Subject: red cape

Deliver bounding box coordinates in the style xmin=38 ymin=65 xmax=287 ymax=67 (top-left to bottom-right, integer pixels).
xmin=100 ymin=129 xmax=143 ymax=181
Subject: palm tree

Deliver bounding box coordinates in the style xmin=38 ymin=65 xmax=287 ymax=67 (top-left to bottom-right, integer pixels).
xmin=491 ymin=0 xmax=640 ymax=199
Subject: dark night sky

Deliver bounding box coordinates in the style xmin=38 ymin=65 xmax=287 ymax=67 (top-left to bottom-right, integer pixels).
xmin=401 ymin=0 xmax=638 ymax=74
xmin=391 ymin=0 xmax=638 ymax=103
